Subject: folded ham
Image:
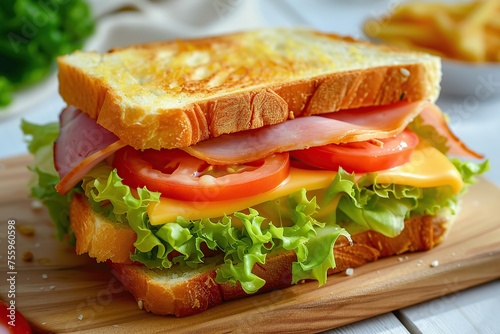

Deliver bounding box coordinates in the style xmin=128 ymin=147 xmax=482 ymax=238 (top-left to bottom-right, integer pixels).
xmin=184 ymin=101 xmax=481 ymax=165
xmin=54 ymin=107 xmax=125 ymax=194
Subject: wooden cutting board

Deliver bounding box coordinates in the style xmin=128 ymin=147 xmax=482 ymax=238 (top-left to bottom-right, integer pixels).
xmin=0 ymin=155 xmax=499 ymax=333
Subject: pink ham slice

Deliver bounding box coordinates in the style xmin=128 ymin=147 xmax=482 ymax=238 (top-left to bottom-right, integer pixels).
xmin=54 ymin=106 xmax=126 ymax=194
xmin=418 ymin=103 xmax=483 ymax=159
xmin=183 ymin=101 xmax=482 ymax=165
xmin=183 ymin=101 xmax=424 ymax=165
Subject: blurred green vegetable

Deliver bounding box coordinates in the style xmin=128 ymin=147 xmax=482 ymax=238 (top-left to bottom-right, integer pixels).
xmin=0 ymin=0 xmax=94 ymax=108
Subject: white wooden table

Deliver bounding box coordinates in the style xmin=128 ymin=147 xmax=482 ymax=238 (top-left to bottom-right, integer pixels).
xmin=0 ymin=1 xmax=498 ymax=333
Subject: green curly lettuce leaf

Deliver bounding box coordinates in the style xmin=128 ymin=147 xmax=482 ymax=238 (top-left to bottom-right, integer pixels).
xmin=452 ymin=158 xmax=490 ymax=190
xmin=82 ymin=166 xmax=350 ymax=293
xmin=317 ymin=170 xmax=420 ymax=238
xmin=21 ymin=120 xmax=81 ymax=242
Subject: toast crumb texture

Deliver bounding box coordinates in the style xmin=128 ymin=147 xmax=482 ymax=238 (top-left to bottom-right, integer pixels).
xmin=70 ymin=193 xmax=451 ymax=317
xmin=58 ymin=28 xmax=441 ymax=150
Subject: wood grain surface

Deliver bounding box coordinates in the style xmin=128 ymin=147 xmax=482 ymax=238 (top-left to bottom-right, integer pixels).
xmin=0 ymin=155 xmax=499 ymax=334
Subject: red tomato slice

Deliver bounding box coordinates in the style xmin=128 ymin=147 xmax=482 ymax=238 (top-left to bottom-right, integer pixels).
xmin=0 ymin=301 xmax=32 ymax=334
xmin=113 ymin=147 xmax=290 ymax=202
xmin=290 ymin=129 xmax=419 ymax=173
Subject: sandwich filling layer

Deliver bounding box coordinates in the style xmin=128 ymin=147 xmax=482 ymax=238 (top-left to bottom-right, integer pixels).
xmin=21 ymin=99 xmax=488 ymax=295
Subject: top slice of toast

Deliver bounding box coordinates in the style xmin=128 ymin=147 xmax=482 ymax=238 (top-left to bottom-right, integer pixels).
xmin=57 ymin=28 xmax=441 ymax=150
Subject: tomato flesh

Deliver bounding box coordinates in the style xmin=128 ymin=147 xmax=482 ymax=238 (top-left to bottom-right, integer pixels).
xmin=113 ymin=147 xmax=290 ymax=202
xmin=0 ymin=301 xmax=31 ymax=334
xmin=290 ymin=129 xmax=419 ymax=173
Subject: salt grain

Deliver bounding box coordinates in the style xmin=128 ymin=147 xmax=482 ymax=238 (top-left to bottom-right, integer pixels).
xmin=430 ymin=260 xmax=439 ymax=267
xmin=31 ymin=199 xmax=44 ymax=210
xmin=77 ymin=314 xmax=83 ymax=321
xmin=138 ymin=300 xmax=144 ymax=310
xmin=345 ymin=268 xmax=354 ymax=276
xmin=42 ymin=274 xmax=48 ymax=279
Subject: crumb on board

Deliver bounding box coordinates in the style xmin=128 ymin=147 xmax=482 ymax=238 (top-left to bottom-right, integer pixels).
xmin=18 ymin=224 xmax=35 ymax=237
xmin=22 ymin=251 xmax=34 ymax=262
xmin=77 ymin=314 xmax=83 ymax=321
xmin=430 ymin=260 xmax=439 ymax=267
xmin=138 ymin=300 xmax=144 ymax=310
xmin=42 ymin=274 xmax=48 ymax=279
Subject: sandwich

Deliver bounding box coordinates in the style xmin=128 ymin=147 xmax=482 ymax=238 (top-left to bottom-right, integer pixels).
xmin=22 ymin=28 xmax=488 ymax=317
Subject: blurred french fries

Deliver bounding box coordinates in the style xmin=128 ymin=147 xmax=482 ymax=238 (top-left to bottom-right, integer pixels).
xmin=364 ymin=0 xmax=500 ymax=62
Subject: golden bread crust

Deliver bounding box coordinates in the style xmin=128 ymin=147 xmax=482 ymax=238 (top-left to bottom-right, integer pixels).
xmin=57 ymin=29 xmax=440 ymax=150
xmin=70 ymin=194 xmax=450 ymax=316
xmin=110 ymin=262 xmax=222 ymax=317
xmin=70 ymin=194 xmax=136 ymax=264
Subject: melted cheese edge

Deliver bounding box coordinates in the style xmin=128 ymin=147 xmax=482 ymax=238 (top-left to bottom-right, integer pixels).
xmin=148 ymin=142 xmax=463 ymax=225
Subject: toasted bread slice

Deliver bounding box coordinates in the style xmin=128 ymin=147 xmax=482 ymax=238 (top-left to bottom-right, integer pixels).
xmin=70 ymin=193 xmax=453 ymax=317
xmin=57 ymin=29 xmax=441 ymax=150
